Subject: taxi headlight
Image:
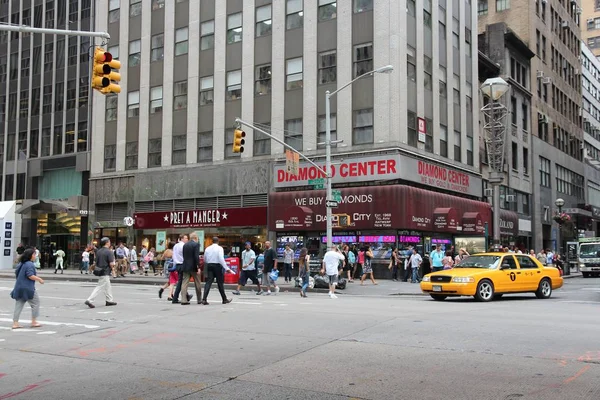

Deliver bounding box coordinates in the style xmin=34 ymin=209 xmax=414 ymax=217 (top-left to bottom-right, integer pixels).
xmin=422 ymin=276 xmax=431 ymax=282
xmin=452 ymin=276 xmax=475 ymax=283
xmin=579 ymin=264 xmax=585 ymax=269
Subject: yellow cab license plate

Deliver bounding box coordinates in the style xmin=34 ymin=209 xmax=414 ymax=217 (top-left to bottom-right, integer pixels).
xmin=433 ymin=285 xmax=442 ymax=292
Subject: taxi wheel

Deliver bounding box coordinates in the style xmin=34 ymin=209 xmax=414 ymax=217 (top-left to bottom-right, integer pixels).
xmin=535 ymin=278 xmax=552 ymax=299
xmin=430 ymin=294 xmax=447 ymax=301
xmin=474 ymin=279 xmax=494 ymax=302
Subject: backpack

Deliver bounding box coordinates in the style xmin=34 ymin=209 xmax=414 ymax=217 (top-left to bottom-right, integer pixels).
xmin=348 ymin=251 xmax=356 ymax=264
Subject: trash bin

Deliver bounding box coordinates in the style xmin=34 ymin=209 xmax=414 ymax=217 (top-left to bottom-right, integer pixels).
xmin=224 ymin=257 xmax=240 ymax=284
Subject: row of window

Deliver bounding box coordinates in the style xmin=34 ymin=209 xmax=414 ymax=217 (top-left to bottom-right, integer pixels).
xmin=509 ymin=142 xmax=529 ymax=175
xmin=539 ymin=157 xmax=585 ymax=199
xmin=498 ymin=185 xmax=530 ymax=216
xmin=550 ymin=45 xmax=579 ymax=92
xmin=477 ymin=0 xmax=510 ymax=15
xmin=103 ymin=109 xmax=372 ymax=171
xmin=582 ymin=52 xmax=600 ymax=80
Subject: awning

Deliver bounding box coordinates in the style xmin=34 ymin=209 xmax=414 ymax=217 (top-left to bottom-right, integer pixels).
xmin=433 ymin=208 xmax=459 ymax=231
xmin=499 ymin=210 xmax=519 ymax=237
xmin=462 ymin=212 xmax=485 ymax=234
xmin=16 ymin=199 xmax=76 ymax=215
xmin=278 ymin=205 xmax=314 ymax=229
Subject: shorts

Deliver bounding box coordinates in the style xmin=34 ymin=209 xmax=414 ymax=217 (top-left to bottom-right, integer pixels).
xmin=239 ymin=269 xmax=259 ymax=286
xmin=262 ymin=271 xmax=274 ymax=287
xmin=327 ymin=274 xmax=338 ymax=285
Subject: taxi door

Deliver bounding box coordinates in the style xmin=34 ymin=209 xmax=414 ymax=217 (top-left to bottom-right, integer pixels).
xmin=515 ymin=255 xmax=542 ymax=291
xmin=495 ymin=255 xmax=521 ymax=292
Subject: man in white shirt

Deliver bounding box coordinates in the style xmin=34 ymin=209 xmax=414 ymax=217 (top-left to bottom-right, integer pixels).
xmin=409 ymin=248 xmax=422 ymax=283
xmin=171 ymin=234 xmax=191 ymax=304
xmin=233 ymin=242 xmax=262 ymax=295
xmin=321 ymin=245 xmax=345 ymax=299
xmin=202 ymin=237 xmax=234 ymax=305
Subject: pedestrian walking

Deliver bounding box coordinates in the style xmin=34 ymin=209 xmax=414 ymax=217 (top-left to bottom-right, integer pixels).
xmin=201 ymin=236 xmax=234 ymax=305
xmin=233 ymin=242 xmax=262 ymax=295
xmin=283 ymin=244 xmax=294 ymax=283
xmin=84 ymin=237 xmax=117 ymax=309
xmin=53 ymin=248 xmax=65 ymax=274
xmin=116 ymin=243 xmax=127 ymax=277
xmin=158 ymin=243 xmax=176 ymax=300
xmin=322 ymin=245 xmax=345 ymax=299
xmin=11 ymin=248 xmax=44 ymax=329
xmin=179 ymin=233 xmax=203 ymax=305
xmin=430 ymin=245 xmax=444 ymax=272
xmin=360 ymin=246 xmax=377 ymax=285
xmin=347 ymin=246 xmax=356 ymax=282
xmin=261 ymin=241 xmax=279 ymax=295
xmin=33 ymin=247 xmax=41 ymax=269
xmin=408 ymin=248 xmax=422 ymax=283
xmin=81 ymin=247 xmax=90 ymax=274
xmin=298 ymin=247 xmax=310 ymax=297
xmin=129 ymin=245 xmax=138 ymax=274
xmin=389 ymin=247 xmax=400 ymax=281
xmin=171 ymin=234 xmax=191 ymax=304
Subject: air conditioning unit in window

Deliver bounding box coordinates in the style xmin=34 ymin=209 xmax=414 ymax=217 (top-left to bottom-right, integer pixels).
xmin=543 ymin=77 xmax=552 ymax=85
xmin=537 ymin=70 xmax=544 ymax=79
xmin=541 ymin=0 xmax=547 ymax=4
xmin=484 ymin=188 xmax=494 ymax=197
xmin=506 ymin=194 xmax=516 ymax=202
xmin=562 ymin=20 xmax=569 ymax=29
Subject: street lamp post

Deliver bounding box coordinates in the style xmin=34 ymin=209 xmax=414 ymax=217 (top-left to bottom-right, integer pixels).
xmin=555 ymin=198 xmax=565 ymax=274
xmin=480 ymin=77 xmax=511 ymax=250
xmin=324 ymin=65 xmax=393 ymax=248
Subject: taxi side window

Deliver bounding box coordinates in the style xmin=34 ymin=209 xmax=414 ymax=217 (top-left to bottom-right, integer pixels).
xmin=501 ymin=255 xmax=518 ymax=270
xmin=516 ymin=256 xmax=537 ymax=269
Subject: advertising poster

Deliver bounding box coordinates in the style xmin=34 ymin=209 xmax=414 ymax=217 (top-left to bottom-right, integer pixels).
xmin=155 ymin=231 xmax=166 ymax=252
xmin=195 ymin=230 xmax=205 ymax=252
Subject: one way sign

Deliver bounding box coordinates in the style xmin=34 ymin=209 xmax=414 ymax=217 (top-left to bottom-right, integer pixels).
xmin=326 ymin=200 xmax=338 ymax=208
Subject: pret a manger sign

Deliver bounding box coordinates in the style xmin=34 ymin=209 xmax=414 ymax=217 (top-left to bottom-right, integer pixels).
xmin=274 ymin=154 xmax=482 ymax=197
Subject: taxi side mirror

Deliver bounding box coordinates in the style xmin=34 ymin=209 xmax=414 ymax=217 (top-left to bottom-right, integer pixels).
xmin=500 ymin=263 xmax=511 ymax=270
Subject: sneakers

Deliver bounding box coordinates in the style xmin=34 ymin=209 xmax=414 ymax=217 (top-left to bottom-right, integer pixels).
xmin=158 ymin=288 xmax=164 ymax=299
xmin=329 ymin=293 xmax=338 ymax=299
xmin=275 ymin=286 xmax=280 ymax=294
xmin=84 ymin=300 xmax=95 ymax=309
xmin=105 ymin=301 xmax=117 ymax=306
xmin=256 ymin=290 xmax=263 ymax=295
xmin=264 ymin=291 xmax=271 ymax=296
xmin=232 ymin=290 xmax=241 ymax=295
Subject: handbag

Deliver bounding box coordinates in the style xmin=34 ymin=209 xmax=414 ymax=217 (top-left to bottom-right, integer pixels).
xmin=269 ymin=269 xmax=279 ymax=281
xmin=93 ymin=266 xmax=106 ymax=276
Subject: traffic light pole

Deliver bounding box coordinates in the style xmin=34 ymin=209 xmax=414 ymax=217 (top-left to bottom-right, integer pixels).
xmin=0 ymin=24 xmax=111 ymax=40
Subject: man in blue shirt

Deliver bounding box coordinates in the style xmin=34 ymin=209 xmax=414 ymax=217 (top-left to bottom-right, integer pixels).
xmin=430 ymin=245 xmax=444 ymax=272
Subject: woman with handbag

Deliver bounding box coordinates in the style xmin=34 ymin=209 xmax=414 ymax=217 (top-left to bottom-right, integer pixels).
xmin=298 ymin=247 xmax=310 ymax=297
xmin=11 ymin=248 xmax=44 ymax=329
xmin=158 ymin=243 xmax=177 ymax=300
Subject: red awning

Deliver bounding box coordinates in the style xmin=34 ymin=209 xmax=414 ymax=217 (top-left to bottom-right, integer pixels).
xmin=499 ymin=209 xmax=519 ymax=237
xmin=433 ymin=207 xmax=459 ymax=231
xmin=462 ymin=212 xmax=485 ymax=234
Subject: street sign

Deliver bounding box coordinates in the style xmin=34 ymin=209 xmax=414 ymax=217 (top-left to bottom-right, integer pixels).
xmin=285 ymin=149 xmax=299 ymax=175
xmin=418 ymin=117 xmax=426 ymax=143
xmin=308 ymin=178 xmax=325 ymax=185
xmin=332 ymin=190 xmax=342 ymax=202
xmin=313 ymin=184 xmax=325 ymax=189
xmin=326 ymin=200 xmax=339 ymax=208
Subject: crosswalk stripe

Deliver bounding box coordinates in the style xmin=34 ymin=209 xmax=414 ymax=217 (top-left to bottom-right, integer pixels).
xmin=0 ymin=318 xmax=100 ymax=329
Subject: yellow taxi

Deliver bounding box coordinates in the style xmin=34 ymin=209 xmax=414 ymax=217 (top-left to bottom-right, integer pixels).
xmin=420 ymin=252 xmax=563 ymax=301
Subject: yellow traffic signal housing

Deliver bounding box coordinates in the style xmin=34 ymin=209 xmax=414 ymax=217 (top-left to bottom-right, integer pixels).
xmin=91 ymin=47 xmax=122 ymax=94
xmin=232 ymin=129 xmax=246 ymax=153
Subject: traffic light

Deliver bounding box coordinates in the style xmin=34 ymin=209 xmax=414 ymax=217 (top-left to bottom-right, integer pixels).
xmin=91 ymin=47 xmax=121 ymax=94
xmin=232 ymin=129 xmax=246 ymax=153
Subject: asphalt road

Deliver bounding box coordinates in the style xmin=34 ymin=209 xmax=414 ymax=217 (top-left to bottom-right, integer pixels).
xmin=0 ymin=276 xmax=599 ymax=400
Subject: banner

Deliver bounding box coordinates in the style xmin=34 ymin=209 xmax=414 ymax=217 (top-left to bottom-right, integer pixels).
xmin=156 ymin=231 xmax=166 ymax=252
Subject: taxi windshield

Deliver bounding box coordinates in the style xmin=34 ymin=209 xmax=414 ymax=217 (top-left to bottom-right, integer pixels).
xmin=579 ymin=243 xmax=600 ymax=258
xmin=455 ymin=255 xmax=501 ymax=269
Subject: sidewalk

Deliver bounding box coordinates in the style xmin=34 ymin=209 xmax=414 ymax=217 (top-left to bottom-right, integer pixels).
xmin=0 ymin=268 xmax=425 ymax=296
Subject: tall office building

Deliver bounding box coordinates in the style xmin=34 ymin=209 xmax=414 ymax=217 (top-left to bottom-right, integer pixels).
xmin=0 ymin=0 xmax=93 ymax=267
xmin=581 ymin=0 xmax=600 ymax=58
xmin=92 ymin=0 xmax=497 ymax=268
xmin=479 ymin=0 xmax=586 ymax=251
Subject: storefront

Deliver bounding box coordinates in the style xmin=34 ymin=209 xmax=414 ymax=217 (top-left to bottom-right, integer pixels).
xmin=499 ymin=210 xmax=520 ymax=250
xmin=132 ymin=206 xmax=268 ymax=255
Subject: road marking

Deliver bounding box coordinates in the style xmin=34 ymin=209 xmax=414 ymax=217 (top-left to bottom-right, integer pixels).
xmin=564 ymin=365 xmax=591 ymax=384
xmin=97 ymin=311 xmax=113 ymax=314
xmin=233 ymin=301 xmax=262 ymax=305
xmin=36 ymin=331 xmax=56 ymax=335
xmin=0 ymin=318 xmax=100 ymax=329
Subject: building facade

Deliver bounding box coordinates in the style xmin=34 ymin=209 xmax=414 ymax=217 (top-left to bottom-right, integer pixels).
xmin=92 ymin=0 xmax=488 ymax=274
xmin=478 ymin=0 xmax=586 ymax=252
xmin=0 ymin=0 xmax=93 ymax=268
xmin=581 ymin=0 xmax=600 ymax=58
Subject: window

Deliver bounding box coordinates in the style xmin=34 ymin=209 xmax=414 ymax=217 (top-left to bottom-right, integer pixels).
xmin=106 ymin=95 xmax=118 ymax=121
xmin=44 ymin=42 xmax=53 ymax=72
xmin=148 ymin=138 xmax=162 ymax=167
xmin=407 ymin=0 xmax=416 ymax=16
xmin=150 ymin=86 xmax=163 ymax=113
xmin=175 ymin=27 xmax=188 ymax=56
xmin=109 ymin=0 xmax=120 ymax=23
xmin=424 ymin=55 xmax=432 ymax=90
xmin=454 ymin=130 xmax=461 ymax=162
xmin=225 ymin=128 xmax=241 ymax=158
xmin=104 ymin=145 xmax=116 ymax=172
xmin=254 ymin=125 xmax=271 ymax=156
xmin=65 ymin=124 xmax=75 ymax=154
xmin=66 ymin=80 xmax=76 ymax=109
xmin=319 ymin=51 xmax=336 ymax=84
xmin=540 ymin=157 xmax=551 ymax=187
xmin=522 ymin=103 xmax=528 ymax=132
xmin=256 ymin=5 xmax=272 ymax=37
xmin=152 ymin=0 xmax=164 ymax=10
xmin=6 ymin=133 xmax=15 ymax=161
xmin=151 ymin=33 xmax=164 ymax=62
xmin=172 ymin=134 xmax=186 ymax=165
xmin=354 ymin=43 xmax=373 ymax=78
xmin=173 ymin=81 xmax=188 ymax=110
xmin=52 ymin=125 xmax=63 ymax=155
xmin=227 ymin=13 xmax=242 ymax=44
xmin=318 ymin=0 xmax=337 ymax=21
xmin=287 ymin=0 xmax=303 ymax=30
xmin=353 ymin=109 xmax=374 ymax=145
xmin=79 ymin=80 xmax=89 ymax=108
xmin=31 ymin=88 xmax=39 ymax=118
xmin=77 ymin=122 xmax=87 ymax=152
xmin=354 ymin=0 xmax=373 ymax=12
xmin=227 ymin=70 xmax=242 ymax=100
xmin=128 ymin=91 xmax=140 ymax=118
xmin=496 ymin=0 xmax=510 ymax=11
xmin=4 ymin=174 xmax=13 ymax=201
xmin=55 ymin=81 xmax=64 ymax=112
xmin=424 ymin=10 xmax=432 ymax=28
xmin=255 ymin=65 xmax=272 ymax=95
xmin=523 ymin=147 xmax=529 ymax=175
xmin=440 ymin=125 xmax=448 ymax=157
xmin=41 ymin=128 xmax=51 ymax=157
xmin=129 ymin=40 xmax=141 ymax=67
xmin=511 ymin=142 xmax=518 ymax=170
xmin=477 ymin=0 xmax=488 ymax=15
xmin=30 ymin=129 xmax=39 ymax=158
xmin=285 ymin=119 xmax=303 ymax=151
xmin=20 ymin=90 xmax=29 ymax=119
xmin=130 ymin=0 xmax=142 ymax=17
xmin=200 ymin=76 xmax=214 ymax=105
xmin=18 ymin=131 xmax=28 ymax=159
xmin=200 ymin=20 xmax=215 ymax=50
xmin=286 ymin=57 xmax=303 ymax=90
xmin=125 ymin=141 xmax=138 ymax=170
xmin=516 ymin=255 xmax=537 ymax=269
xmin=556 ymin=164 xmax=584 ymax=199
xmin=198 ymin=132 xmax=213 ymax=162
xmin=108 ymin=45 xmax=119 ymax=60
xmin=511 ymin=97 xmax=517 ymax=125
xmin=317 ymin=114 xmax=337 ymax=149
xmin=407 ymin=46 xmax=416 ymax=82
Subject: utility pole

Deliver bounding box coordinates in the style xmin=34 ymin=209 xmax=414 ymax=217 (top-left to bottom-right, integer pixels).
xmin=0 ymin=24 xmax=110 ymax=40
